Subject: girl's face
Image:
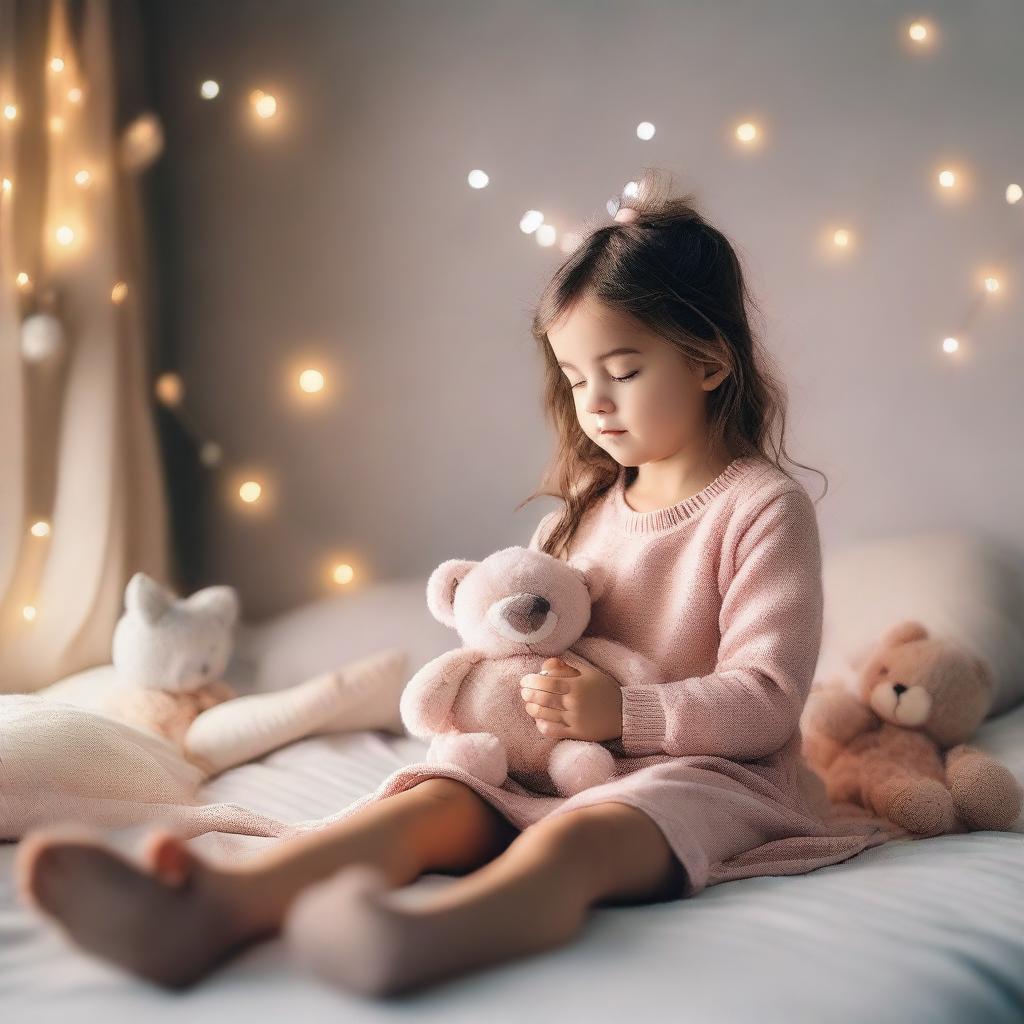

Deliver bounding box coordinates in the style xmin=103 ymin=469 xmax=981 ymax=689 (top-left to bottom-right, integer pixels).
xmin=546 ymin=291 xmax=728 ymax=466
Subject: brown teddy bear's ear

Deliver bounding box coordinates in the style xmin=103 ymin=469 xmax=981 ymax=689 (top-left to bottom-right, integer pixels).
xmin=880 ymin=619 xmax=930 ymax=648
xmin=565 ymin=555 xmax=607 ymax=602
xmin=425 ymin=559 xmax=477 ymax=629
xmin=974 ymin=654 xmax=996 ymax=692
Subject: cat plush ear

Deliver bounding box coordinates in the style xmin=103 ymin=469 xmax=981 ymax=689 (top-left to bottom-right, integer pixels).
xmin=123 ymin=572 xmax=176 ymax=626
xmin=566 ymin=554 xmax=607 ymax=603
xmin=425 ymin=559 xmax=478 ymax=629
xmin=185 ymin=585 xmax=240 ymax=630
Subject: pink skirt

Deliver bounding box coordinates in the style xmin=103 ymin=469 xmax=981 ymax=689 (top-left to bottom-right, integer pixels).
xmin=301 ymin=744 xmax=902 ymax=899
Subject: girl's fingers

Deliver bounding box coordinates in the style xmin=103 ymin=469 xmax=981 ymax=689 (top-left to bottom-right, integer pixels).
xmin=521 ymin=686 xmax=563 ymax=710
xmin=524 ymin=702 xmax=567 ymax=724
xmin=520 ymin=672 xmax=569 ymax=695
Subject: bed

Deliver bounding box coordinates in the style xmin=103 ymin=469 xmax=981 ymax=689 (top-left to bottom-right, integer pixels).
xmin=2 ymin=535 xmax=1023 ymax=1022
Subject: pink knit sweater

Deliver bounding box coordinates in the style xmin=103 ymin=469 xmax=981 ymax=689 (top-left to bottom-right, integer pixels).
xmin=529 ymin=454 xmax=824 ymax=772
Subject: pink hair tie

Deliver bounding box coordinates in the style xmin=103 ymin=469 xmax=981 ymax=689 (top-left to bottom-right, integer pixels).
xmin=614 ymin=206 xmax=639 ymax=224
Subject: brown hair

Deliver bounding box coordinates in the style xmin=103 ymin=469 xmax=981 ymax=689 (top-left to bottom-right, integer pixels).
xmin=516 ymin=167 xmax=826 ymax=560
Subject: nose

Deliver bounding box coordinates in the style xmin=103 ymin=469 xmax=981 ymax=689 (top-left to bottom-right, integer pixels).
xmin=892 ymin=683 xmax=907 ymax=695
xmin=532 ymin=597 xmax=549 ymax=615
xmin=503 ymin=594 xmax=550 ymax=634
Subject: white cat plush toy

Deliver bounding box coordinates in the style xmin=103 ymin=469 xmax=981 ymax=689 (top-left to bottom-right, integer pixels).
xmin=44 ymin=572 xmax=410 ymax=779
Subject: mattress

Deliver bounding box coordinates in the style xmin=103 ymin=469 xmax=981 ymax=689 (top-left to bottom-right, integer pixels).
xmin=2 ymin=703 xmax=1023 ymax=1023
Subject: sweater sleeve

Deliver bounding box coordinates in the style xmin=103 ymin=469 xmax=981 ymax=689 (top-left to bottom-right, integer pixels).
xmin=614 ymin=486 xmax=824 ymax=762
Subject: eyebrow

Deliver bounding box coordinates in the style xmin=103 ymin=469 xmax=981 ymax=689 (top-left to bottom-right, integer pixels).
xmin=555 ymin=347 xmax=642 ymax=371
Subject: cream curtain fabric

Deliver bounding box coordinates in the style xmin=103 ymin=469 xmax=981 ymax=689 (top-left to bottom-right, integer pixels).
xmin=0 ymin=0 xmax=169 ymax=693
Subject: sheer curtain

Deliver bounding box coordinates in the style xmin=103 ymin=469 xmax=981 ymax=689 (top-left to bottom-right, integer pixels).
xmin=0 ymin=0 xmax=170 ymax=693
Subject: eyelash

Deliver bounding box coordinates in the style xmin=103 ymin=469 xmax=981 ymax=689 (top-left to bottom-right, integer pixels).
xmin=569 ymin=370 xmax=639 ymax=390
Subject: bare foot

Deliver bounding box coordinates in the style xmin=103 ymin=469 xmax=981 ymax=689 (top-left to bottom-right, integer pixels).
xmin=14 ymin=825 xmax=270 ymax=989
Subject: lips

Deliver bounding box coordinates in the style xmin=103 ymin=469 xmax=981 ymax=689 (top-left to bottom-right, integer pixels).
xmin=600 ymin=429 xmax=625 ymax=435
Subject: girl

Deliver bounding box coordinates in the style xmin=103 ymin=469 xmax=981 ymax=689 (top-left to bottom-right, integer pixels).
xmin=14 ymin=168 xmax=894 ymax=997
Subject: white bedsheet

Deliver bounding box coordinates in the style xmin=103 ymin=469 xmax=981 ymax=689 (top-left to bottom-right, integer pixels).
xmin=2 ymin=704 xmax=1023 ymax=1023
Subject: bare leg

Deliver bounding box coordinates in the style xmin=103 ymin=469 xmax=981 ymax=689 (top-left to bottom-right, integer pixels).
xmin=284 ymin=800 xmax=687 ymax=997
xmin=14 ymin=777 xmax=518 ymax=989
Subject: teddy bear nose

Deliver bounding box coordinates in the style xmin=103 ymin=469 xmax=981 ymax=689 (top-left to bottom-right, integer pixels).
xmin=892 ymin=683 xmax=907 ymax=695
xmin=504 ymin=594 xmax=550 ymax=634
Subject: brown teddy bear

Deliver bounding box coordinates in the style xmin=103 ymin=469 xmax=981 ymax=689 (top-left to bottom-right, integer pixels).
xmin=800 ymin=619 xmax=1023 ymax=837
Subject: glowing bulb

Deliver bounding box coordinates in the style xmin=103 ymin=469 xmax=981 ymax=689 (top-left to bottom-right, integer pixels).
xmin=200 ymin=80 xmax=220 ymax=99
xmin=154 ymin=372 xmax=184 ymax=406
xmin=22 ymin=605 xmax=37 ymax=622
xmin=30 ymin=520 xmax=50 ymax=537
xmin=3 ymin=105 xmax=17 ymax=120
xmin=1 ymin=177 xmax=11 ymax=192
xmin=536 ymin=224 xmax=557 ymax=247
xmin=74 ymin=169 xmax=91 ymax=187
xmin=111 ymin=281 xmax=128 ymax=304
xmin=519 ymin=210 xmax=544 ymax=234
xmin=199 ymin=441 xmax=222 ymax=467
xmin=832 ymin=228 xmax=851 ymax=247
xmin=908 ymin=22 xmax=928 ymax=42
xmin=298 ymin=368 xmax=325 ymax=393
xmin=938 ymin=169 xmax=956 ymax=188
xmin=467 ymin=169 xmax=489 ymax=189
xmin=49 ymin=116 xmax=64 ymax=134
xmin=559 ymin=231 xmax=583 ymax=254
xmin=55 ymin=225 xmax=75 ymax=246
xmin=16 ymin=272 xmax=30 ymax=289
xmin=239 ymin=480 xmax=262 ymax=504
xmin=250 ymin=90 xmax=277 ymax=118
xmin=1007 ymin=184 xmax=1023 ymax=205
xmin=983 ymin=277 xmax=1000 ymax=293
xmin=942 ymin=336 xmax=959 ymax=353
xmin=736 ymin=121 xmax=757 ymax=143
xmin=636 ymin=121 xmax=655 ymax=140
xmin=67 ymin=87 xmax=83 ymax=104
xmin=332 ymin=563 xmax=355 ymax=586
xmin=50 ymin=57 xmax=65 ymax=72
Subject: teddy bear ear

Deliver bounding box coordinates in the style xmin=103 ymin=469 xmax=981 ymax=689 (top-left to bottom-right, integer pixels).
xmin=425 ymin=559 xmax=477 ymax=629
xmin=565 ymin=554 xmax=607 ymax=602
xmin=184 ymin=585 xmax=240 ymax=630
xmin=973 ymin=654 xmax=996 ymax=691
xmin=124 ymin=572 xmax=175 ymax=625
xmin=881 ymin=619 xmax=929 ymax=648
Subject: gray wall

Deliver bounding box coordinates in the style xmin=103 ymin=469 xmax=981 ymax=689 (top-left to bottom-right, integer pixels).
xmin=144 ymin=0 xmax=1024 ymax=622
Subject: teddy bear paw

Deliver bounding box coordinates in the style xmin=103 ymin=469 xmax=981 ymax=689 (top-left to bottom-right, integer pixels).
xmin=948 ymin=757 xmax=1024 ymax=832
xmin=426 ymin=732 xmax=508 ymax=787
xmin=875 ymin=777 xmax=958 ymax=837
xmin=548 ymin=740 xmax=616 ymax=797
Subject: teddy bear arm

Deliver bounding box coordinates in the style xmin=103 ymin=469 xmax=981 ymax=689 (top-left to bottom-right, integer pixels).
xmin=399 ymin=649 xmax=478 ymax=739
xmin=803 ymin=686 xmax=878 ymax=744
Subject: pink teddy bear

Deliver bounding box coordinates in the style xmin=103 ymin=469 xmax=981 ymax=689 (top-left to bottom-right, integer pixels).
xmin=399 ymin=545 xmax=664 ymax=797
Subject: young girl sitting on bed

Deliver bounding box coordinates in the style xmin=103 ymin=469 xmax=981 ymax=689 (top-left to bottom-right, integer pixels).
xmin=15 ymin=168 xmax=891 ymax=997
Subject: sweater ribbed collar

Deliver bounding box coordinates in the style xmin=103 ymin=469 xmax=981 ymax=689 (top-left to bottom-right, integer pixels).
xmin=612 ymin=456 xmax=762 ymax=535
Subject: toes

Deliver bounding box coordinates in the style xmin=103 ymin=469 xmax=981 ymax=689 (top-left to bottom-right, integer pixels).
xmin=142 ymin=830 xmax=193 ymax=887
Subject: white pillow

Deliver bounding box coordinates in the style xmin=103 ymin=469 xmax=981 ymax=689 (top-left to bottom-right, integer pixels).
xmin=815 ymin=529 xmax=1024 ymax=717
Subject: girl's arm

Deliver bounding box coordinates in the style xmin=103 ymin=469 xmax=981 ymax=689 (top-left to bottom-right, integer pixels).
xmin=613 ymin=487 xmax=824 ymax=762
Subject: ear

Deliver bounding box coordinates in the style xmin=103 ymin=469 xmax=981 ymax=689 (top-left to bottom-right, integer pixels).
xmin=566 ymin=554 xmax=607 ymax=602
xmin=184 ymin=585 xmax=240 ymax=629
xmin=425 ymin=559 xmax=477 ymax=629
xmin=880 ymin=619 xmax=929 ymax=648
xmin=974 ymin=654 xmax=995 ymax=692
xmin=124 ymin=572 xmax=175 ymax=626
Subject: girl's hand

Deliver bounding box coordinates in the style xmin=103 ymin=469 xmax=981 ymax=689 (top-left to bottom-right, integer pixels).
xmin=520 ymin=656 xmax=623 ymax=743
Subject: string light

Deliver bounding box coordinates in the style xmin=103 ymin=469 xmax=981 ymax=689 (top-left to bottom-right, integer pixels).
xmin=908 ymin=22 xmax=928 ymax=42
xmin=832 ymin=228 xmax=852 ymax=248
xmin=938 ymin=169 xmax=956 ymax=188
xmin=49 ymin=57 xmax=65 ymax=73
xmin=735 ymin=121 xmax=758 ymax=143
xmin=983 ymin=276 xmax=1000 ymax=293
xmin=298 ymin=368 xmax=325 ymax=393
xmin=200 ymin=80 xmax=220 ymax=100
xmin=199 ymin=442 xmax=223 ymax=467
xmin=467 ymin=169 xmax=489 ymax=189
xmin=154 ymin=372 xmax=184 ymax=406
xmin=22 ymin=605 xmax=37 ymax=622
xmin=519 ymin=210 xmax=544 ymax=234
xmin=332 ymin=563 xmax=355 ymax=585
xmin=30 ymin=521 xmax=50 ymax=537
xmin=250 ymin=89 xmax=277 ymax=119
xmin=67 ymin=87 xmax=82 ymax=104
xmin=1 ymin=177 xmax=11 ymax=193
xmin=636 ymin=121 xmax=656 ymax=140
xmin=110 ymin=281 xmax=128 ymax=304
xmin=942 ymin=336 xmax=960 ymax=354
xmin=1007 ymin=184 xmax=1022 ymax=205
xmin=55 ymin=225 xmax=75 ymax=246
xmin=535 ymin=224 xmax=556 ymax=247
xmin=238 ymin=480 xmax=262 ymax=503
xmin=74 ymin=169 xmax=91 ymax=187
xmin=3 ymin=104 xmax=17 ymax=120
xmin=49 ymin=116 xmax=64 ymax=135
xmin=15 ymin=272 xmax=30 ymax=289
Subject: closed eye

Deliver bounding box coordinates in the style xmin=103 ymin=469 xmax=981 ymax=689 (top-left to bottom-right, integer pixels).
xmin=569 ymin=370 xmax=639 ymax=390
